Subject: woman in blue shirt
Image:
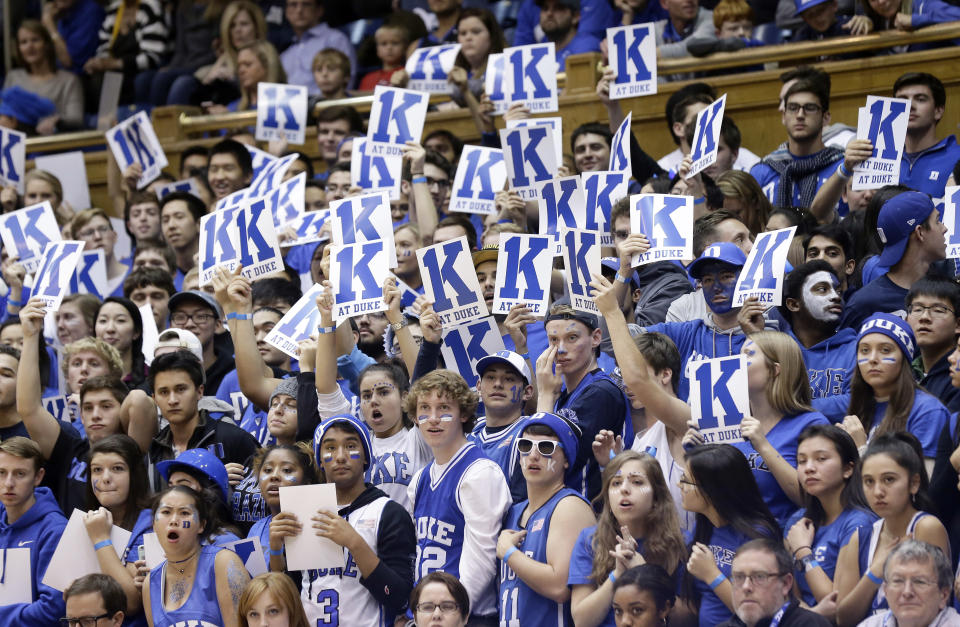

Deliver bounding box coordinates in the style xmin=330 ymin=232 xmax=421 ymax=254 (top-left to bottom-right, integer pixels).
xmin=680 ymin=444 xmax=780 ymax=627
xmin=784 ymin=424 xmax=877 ymax=607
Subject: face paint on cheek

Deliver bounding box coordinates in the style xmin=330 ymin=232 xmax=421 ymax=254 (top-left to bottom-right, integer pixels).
xmin=858 ymin=357 xmax=870 ymax=365
xmin=546 ymin=458 xmax=557 ymax=473
xmin=439 ymin=414 xmax=454 ymax=422
xmin=348 ymin=451 xmax=362 ymax=460
xmin=508 ymin=386 xmax=521 ymax=404
xmin=182 ymin=520 xmax=191 ymax=528
xmin=92 ymin=479 xmax=100 ymax=492
xmin=417 ymin=415 xmax=429 ymax=424
xmin=880 ymin=357 xmax=898 ymax=364
xmin=322 ymin=452 xmax=334 ymax=462
xmin=283 ymin=475 xmax=298 ymax=484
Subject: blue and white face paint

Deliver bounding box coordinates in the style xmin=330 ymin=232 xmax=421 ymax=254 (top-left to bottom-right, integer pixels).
xmin=699 ymin=263 xmax=739 ymax=315
xmin=801 ymin=271 xmax=842 ymax=323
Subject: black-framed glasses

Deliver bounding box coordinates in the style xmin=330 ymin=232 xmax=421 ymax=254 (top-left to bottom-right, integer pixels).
xmin=516 ymin=438 xmax=559 ymax=456
xmin=425 ymin=177 xmax=451 ymax=189
xmin=907 ymin=304 xmax=956 ymax=318
xmin=416 ymin=601 xmax=460 ymax=614
xmin=730 ymin=571 xmax=787 ymax=586
xmin=785 ymin=103 xmax=822 ymax=115
xmin=60 ymin=615 xmax=111 ymax=627
xmin=171 ymin=311 xmax=217 ymax=325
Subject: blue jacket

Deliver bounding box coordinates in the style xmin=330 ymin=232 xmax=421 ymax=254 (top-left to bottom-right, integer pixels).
xmin=789 ymin=326 xmax=858 ymax=399
xmin=0 ymin=487 xmax=68 ymax=624
xmin=900 ymin=135 xmax=960 ymax=200
xmin=913 ymin=0 xmax=960 ymax=28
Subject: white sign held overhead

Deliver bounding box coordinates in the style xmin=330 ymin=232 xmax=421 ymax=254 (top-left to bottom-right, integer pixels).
xmin=330 ymin=192 xmax=397 ymax=268
xmin=609 ymin=112 xmax=632 ymax=174
xmin=366 ymin=85 xmax=430 ymax=157
xmin=0 ymin=127 xmax=25 ymax=194
xmin=71 ymin=249 xmax=109 ymax=299
xmin=237 ymin=196 xmax=285 ymax=281
xmin=582 ymin=171 xmax=629 ymax=247
xmin=405 ymin=44 xmax=462 ymax=93
xmin=265 ymin=283 xmax=325 ymax=358
xmin=492 ymin=233 xmax=553 ymax=317
xmin=943 ymin=186 xmax=960 ymax=258
xmin=500 ymin=125 xmax=558 ymax=201
xmin=256 ymin=82 xmax=309 ymax=145
xmin=485 ymin=43 xmax=558 ymax=114
xmin=853 ymin=96 xmax=910 ymax=191
xmin=351 ymin=138 xmax=403 ymax=201
xmin=562 ymin=228 xmax=601 ymax=315
xmin=687 ymin=94 xmax=727 ymax=179
xmin=539 ymin=175 xmax=586 ymax=255
xmin=440 ymin=317 xmax=506 ymax=387
xmin=417 ymin=236 xmax=489 ymax=326
xmin=606 ymin=23 xmax=658 ymax=99
xmin=258 ymin=171 xmax=305 ymax=227
xmin=32 ymin=241 xmax=85 ymax=310
xmin=732 ymin=227 xmax=797 ymax=307
xmin=0 ymin=201 xmax=61 ymax=273
xmin=690 ymin=355 xmax=749 ymax=444
xmin=279 ymin=484 xmax=345 ymax=571
xmin=331 ymin=240 xmax=390 ymax=321
xmin=246 ymin=144 xmax=278 ymax=181
xmin=449 ymin=146 xmax=507 ymax=215
xmin=35 ymin=151 xmax=92 ymax=211
xmin=281 ymin=210 xmax=330 ymax=246
xmin=198 ymin=206 xmax=243 ymax=285
xmin=246 ymin=153 xmax=298 ymax=199
xmin=106 ymin=110 xmax=168 ymax=188
xmin=629 ymin=194 xmax=694 ymax=266
xmin=506 ymin=117 xmax=563 ymax=172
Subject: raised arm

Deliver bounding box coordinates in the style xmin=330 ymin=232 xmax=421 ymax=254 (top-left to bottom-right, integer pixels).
xmin=84 ymin=508 xmax=143 ymax=613
xmin=383 ymin=278 xmax=417 ymax=377
xmin=402 ymin=142 xmax=438 ymax=243
xmin=313 ymin=282 xmax=339 ymax=395
xmin=809 ymin=140 xmax=873 ymax=224
xmin=16 ymin=298 xmax=61 ymax=458
xmin=119 ymin=390 xmax=158 ymax=455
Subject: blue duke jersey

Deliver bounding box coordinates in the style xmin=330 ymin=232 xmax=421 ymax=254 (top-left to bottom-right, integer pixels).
xmin=148 ymin=545 xmax=224 ymax=627
xmin=470 ymin=417 xmax=528 ymax=500
xmin=370 ymin=426 xmax=433 ymax=510
xmin=410 ymin=443 xmax=511 ymax=617
xmin=499 ymin=488 xmax=588 ymax=627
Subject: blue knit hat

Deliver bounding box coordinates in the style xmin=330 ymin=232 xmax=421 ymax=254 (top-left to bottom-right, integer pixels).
xmin=857 ymin=313 xmax=916 ymax=362
xmin=313 ymin=414 xmax=374 ymax=470
xmin=0 ymin=86 xmax=56 ymax=127
xmin=521 ymin=412 xmax=582 ymax=479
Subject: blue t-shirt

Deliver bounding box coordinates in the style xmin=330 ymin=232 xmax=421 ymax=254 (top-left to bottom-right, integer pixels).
xmin=839 ymin=275 xmax=908 ymax=330
xmin=644 ymin=320 xmax=747 ymax=401
xmin=784 ymin=506 xmax=877 ymax=606
xmin=812 ymin=390 xmax=949 ymax=457
xmin=732 ymin=411 xmax=830 ymax=524
xmin=556 ymin=32 xmax=602 ymax=69
xmin=900 ymin=135 xmax=960 ymax=200
xmin=792 ymin=327 xmax=857 ymax=399
xmin=567 ymin=525 xmax=640 ymax=627
xmin=696 ymin=524 xmax=769 ymax=627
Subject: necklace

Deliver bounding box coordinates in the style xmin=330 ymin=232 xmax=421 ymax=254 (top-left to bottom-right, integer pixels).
xmin=169 ymin=550 xmax=199 ymax=575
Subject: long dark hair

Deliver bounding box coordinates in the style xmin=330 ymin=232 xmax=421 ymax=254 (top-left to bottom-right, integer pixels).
xmin=86 ymin=434 xmax=151 ymax=530
xmin=96 ymin=297 xmax=146 ymax=387
xmin=454 ymin=8 xmax=506 ymax=71
xmin=358 ymin=361 xmax=413 ymax=430
xmin=797 ymin=424 xmax=870 ymax=529
xmin=151 ymin=485 xmax=214 ymax=543
xmin=613 ymin=564 xmax=676 ymax=615
xmin=848 ymin=339 xmax=917 ymax=439
xmin=861 ymin=432 xmax=936 ymax=515
xmin=252 ymin=442 xmax=321 ymax=486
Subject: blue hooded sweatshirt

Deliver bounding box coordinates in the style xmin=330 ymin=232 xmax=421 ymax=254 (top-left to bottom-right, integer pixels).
xmin=0 ymin=487 xmax=68 ymax=624
xmin=788 ymin=326 xmax=858 ymax=399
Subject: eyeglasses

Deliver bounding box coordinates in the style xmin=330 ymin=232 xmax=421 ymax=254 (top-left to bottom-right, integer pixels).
xmin=516 ymin=438 xmax=559 ymax=456
xmin=886 ymin=576 xmax=937 ymax=591
xmin=77 ymin=225 xmax=112 ymax=239
xmin=60 ymin=615 xmax=111 ymax=627
xmin=426 ymin=177 xmax=450 ymax=189
xmin=907 ymin=304 xmax=956 ymax=318
xmin=785 ymin=103 xmax=822 ymax=115
xmin=171 ymin=311 xmax=217 ymax=325
xmin=730 ymin=571 xmax=787 ymax=586
xmin=416 ymin=601 xmax=460 ymax=614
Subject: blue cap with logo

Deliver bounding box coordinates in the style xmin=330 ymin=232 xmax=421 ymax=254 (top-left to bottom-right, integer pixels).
xmin=476 ymin=350 xmax=531 ymax=384
xmin=157 ymin=448 xmax=230 ymax=504
xmin=521 ymin=412 xmax=582 ymax=479
xmin=793 ymin=0 xmax=832 ymax=16
xmin=876 ymin=191 xmax=937 ymax=267
xmin=857 ymin=312 xmax=916 ymax=362
xmin=687 ymin=242 xmax=747 ymax=280
xmin=313 ymin=414 xmax=374 ymax=470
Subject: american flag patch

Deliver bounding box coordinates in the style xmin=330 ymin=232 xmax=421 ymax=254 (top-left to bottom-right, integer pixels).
xmin=357 ymin=518 xmax=376 ymax=530
xmin=531 ymin=519 xmax=544 ymax=533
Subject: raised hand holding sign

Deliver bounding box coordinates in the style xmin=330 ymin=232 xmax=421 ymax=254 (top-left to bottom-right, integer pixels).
xmin=406 ymin=44 xmax=462 ymax=93
xmin=493 ymin=233 xmax=553 ymax=317
xmin=106 ymin=111 xmax=168 ymax=188
xmin=732 ymin=227 xmax=796 ymax=307
xmin=687 ymin=95 xmax=727 ymax=179
xmin=605 ymin=24 xmax=657 ymax=99
xmin=256 ymin=83 xmax=308 ymax=145
xmin=629 ymin=194 xmax=694 ymax=266
xmin=417 ymin=236 xmax=489 ymax=326
xmin=689 ymin=355 xmax=749 ymax=444
xmin=853 ymin=96 xmax=910 ymax=190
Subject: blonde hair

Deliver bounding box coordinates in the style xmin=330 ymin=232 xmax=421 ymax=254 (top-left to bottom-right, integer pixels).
xmin=750 ymin=331 xmax=812 ymax=415
xmin=70 ymin=208 xmax=114 ymax=238
xmin=237 ymin=40 xmax=286 ymax=111
xmin=25 ymin=169 xmax=64 ymax=205
xmin=404 ymin=370 xmax=479 ymax=432
xmin=715 ymin=170 xmax=771 ymax=236
xmin=0 ymin=437 xmax=43 ymax=471
xmin=238 ymin=574 xmax=311 ymax=627
xmin=61 ymin=338 xmax=124 ymax=380
xmin=312 ymin=48 xmax=351 ymax=77
xmin=220 ymin=1 xmax=267 ymax=59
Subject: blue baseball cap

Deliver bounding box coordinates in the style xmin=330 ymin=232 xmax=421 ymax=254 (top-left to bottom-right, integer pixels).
xmin=313 ymin=414 xmax=374 ymax=470
xmin=687 ymin=242 xmax=747 ymax=280
xmin=793 ymin=0 xmax=832 ymax=16
xmin=858 ymin=313 xmax=916 ymax=362
xmin=157 ymin=448 xmax=230 ymax=505
xmin=876 ymin=191 xmax=937 ymax=267
xmin=521 ymin=412 xmax=582 ymax=479
xmin=476 ymin=350 xmax=531 ymax=384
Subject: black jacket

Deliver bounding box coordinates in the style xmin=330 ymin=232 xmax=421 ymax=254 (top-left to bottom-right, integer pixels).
xmin=717 ymin=599 xmax=833 ymax=627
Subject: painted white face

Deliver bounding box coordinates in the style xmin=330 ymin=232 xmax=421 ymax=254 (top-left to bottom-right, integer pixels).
xmin=801 ymin=271 xmax=842 ymax=323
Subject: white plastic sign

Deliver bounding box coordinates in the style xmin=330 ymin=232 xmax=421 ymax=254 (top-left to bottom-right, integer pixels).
xmin=330 ymin=240 xmax=390 ymax=321
xmin=366 ymin=85 xmax=429 ymax=156
xmin=351 ymin=138 xmax=402 ymax=200
xmin=609 ymin=112 xmax=632 ymax=174
xmin=330 ymin=192 xmax=397 ymax=268
xmin=500 ymin=125 xmax=558 ymax=201
xmin=256 ymin=82 xmax=309 ymax=145
xmin=690 ymin=355 xmax=749 ymax=444
xmin=944 ymin=186 xmax=960 ymax=258
xmin=687 ymin=94 xmax=727 ymax=179
xmin=32 ymin=241 xmax=85 ymax=310
xmin=562 ymin=228 xmax=601 ymax=314
xmin=732 ymin=226 xmax=797 ymax=307
xmin=582 ymin=171 xmax=629 ymax=247
xmin=279 ymin=484 xmax=345 ymax=571
xmin=485 ymin=43 xmax=558 ymax=114
xmin=265 ymin=283 xmax=325 ymax=358
xmin=606 ymin=23 xmax=657 ymax=99
xmin=449 ymin=146 xmax=507 ymax=215
xmin=405 ymin=44 xmax=462 ymax=93
xmin=853 ymin=96 xmax=910 ymax=191
xmin=492 ymin=233 xmax=553 ymax=317
xmin=417 ymin=236 xmax=489 ymax=326
xmin=630 ymin=194 xmax=694 ymax=266
xmin=0 ymin=201 xmax=62 ymax=273
xmin=106 ymin=110 xmax=168 ymax=188
xmin=506 ymin=117 xmax=563 ymax=171
xmin=440 ymin=317 xmax=506 ymax=387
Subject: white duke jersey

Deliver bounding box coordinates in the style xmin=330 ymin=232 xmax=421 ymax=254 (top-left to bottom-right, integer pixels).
xmin=370 ymin=426 xmax=433 ymax=510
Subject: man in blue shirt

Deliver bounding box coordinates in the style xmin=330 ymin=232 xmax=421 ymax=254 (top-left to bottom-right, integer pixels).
xmin=535 ymin=0 xmax=601 ymax=71
xmin=750 ymin=78 xmax=844 ymax=209
xmin=894 ymin=72 xmax=960 ymax=201
xmin=280 ymin=0 xmax=357 ymax=93
xmin=45 ymin=0 xmax=104 ymax=73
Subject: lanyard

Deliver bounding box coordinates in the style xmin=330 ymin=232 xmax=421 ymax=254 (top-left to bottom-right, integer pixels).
xmin=769 ymin=601 xmax=792 ymax=627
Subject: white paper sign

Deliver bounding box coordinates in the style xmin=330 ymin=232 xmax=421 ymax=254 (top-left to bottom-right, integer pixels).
xmin=944 ymin=186 xmax=960 ymax=258
xmin=331 ymin=240 xmax=390 ymax=322
xmin=265 ymin=283 xmax=325 ymax=358
xmin=690 ymin=355 xmax=749 ymax=444
xmin=198 ymin=205 xmax=243 ymax=285
xmin=72 ymin=249 xmax=108 ymax=299
xmin=106 ymin=110 xmax=168 ymax=188
xmin=500 ymin=125 xmax=558 ymax=201
xmin=237 ymin=196 xmax=285 ymax=281
xmin=155 ymin=178 xmax=202 ymax=200
xmin=214 ymin=187 xmax=249 ymax=213
xmin=258 ymin=172 xmax=305 ymax=227
xmin=0 ymin=127 xmax=25 ymax=194
xmin=256 ymin=82 xmax=309 ymax=145
xmin=606 ymin=24 xmax=658 ymax=99
xmin=630 ymin=194 xmax=694 ymax=266
xmin=405 ymin=44 xmax=462 ymax=93
xmin=449 ymin=146 xmax=507 ymax=215
xmin=142 ymin=532 xmax=163 ymax=569
xmin=485 ymin=43 xmax=558 ymax=114
xmin=97 ymin=71 xmax=123 ymax=131
xmin=221 ymin=537 xmax=269 ymax=577
xmin=246 ymin=144 xmax=278 ymax=181
xmin=732 ymin=227 xmax=797 ymax=307
xmin=42 ymin=509 xmax=132 ymax=592
xmin=440 ymin=317 xmax=506 ymax=387
xmin=562 ymin=228 xmax=601 ymax=314
xmin=506 ymin=117 xmax=563 ymax=173
xmin=0 ymin=548 xmax=32 ymax=604
xmin=853 ymin=96 xmax=910 ymax=191
xmin=42 ymin=395 xmax=71 ymax=423
xmin=246 ymin=153 xmax=297 ymax=200
xmin=609 ymin=112 xmax=632 ymax=174
xmin=0 ymin=201 xmax=62 ymax=273
xmin=688 ymin=94 xmax=727 ymax=179
xmin=539 ymin=176 xmax=586 ymax=254
xmin=35 ymin=151 xmax=91 ymax=211
xmin=32 ymin=241 xmax=85 ymax=310
xmin=417 ymin=236 xmax=489 ymax=326
xmin=278 ymin=484 xmax=345 ymax=571
xmin=330 ymin=192 xmax=397 ymax=268
xmin=351 ymin=138 xmax=402 ymax=201
xmin=492 ymin=233 xmax=552 ymax=317
xmin=140 ymin=302 xmax=159 ymax=365
xmin=582 ymin=171 xmax=629 ymax=247
xmin=281 ymin=210 xmax=330 ymax=246
xmin=366 ymin=85 xmax=430 ymax=157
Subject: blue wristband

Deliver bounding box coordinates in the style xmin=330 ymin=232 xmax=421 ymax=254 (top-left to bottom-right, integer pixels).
xmin=503 ymin=546 xmax=519 ymax=563
xmin=866 ymin=570 xmax=883 ymax=585
xmin=269 ymin=548 xmax=284 ymax=557
xmin=838 ymin=162 xmax=853 ymax=179
xmin=412 ymin=176 xmax=428 ymax=185
xmin=7 ymin=298 xmax=23 ymax=307
xmin=694 ymin=196 xmax=706 ymax=205
xmin=709 ymin=574 xmax=727 ymax=590
xmin=93 ymin=539 xmax=113 ymax=551
xmin=226 ymin=312 xmax=252 ymax=321
xmin=317 ymin=325 xmax=336 ymax=334
xmin=608 ymin=571 xmax=616 ymax=584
